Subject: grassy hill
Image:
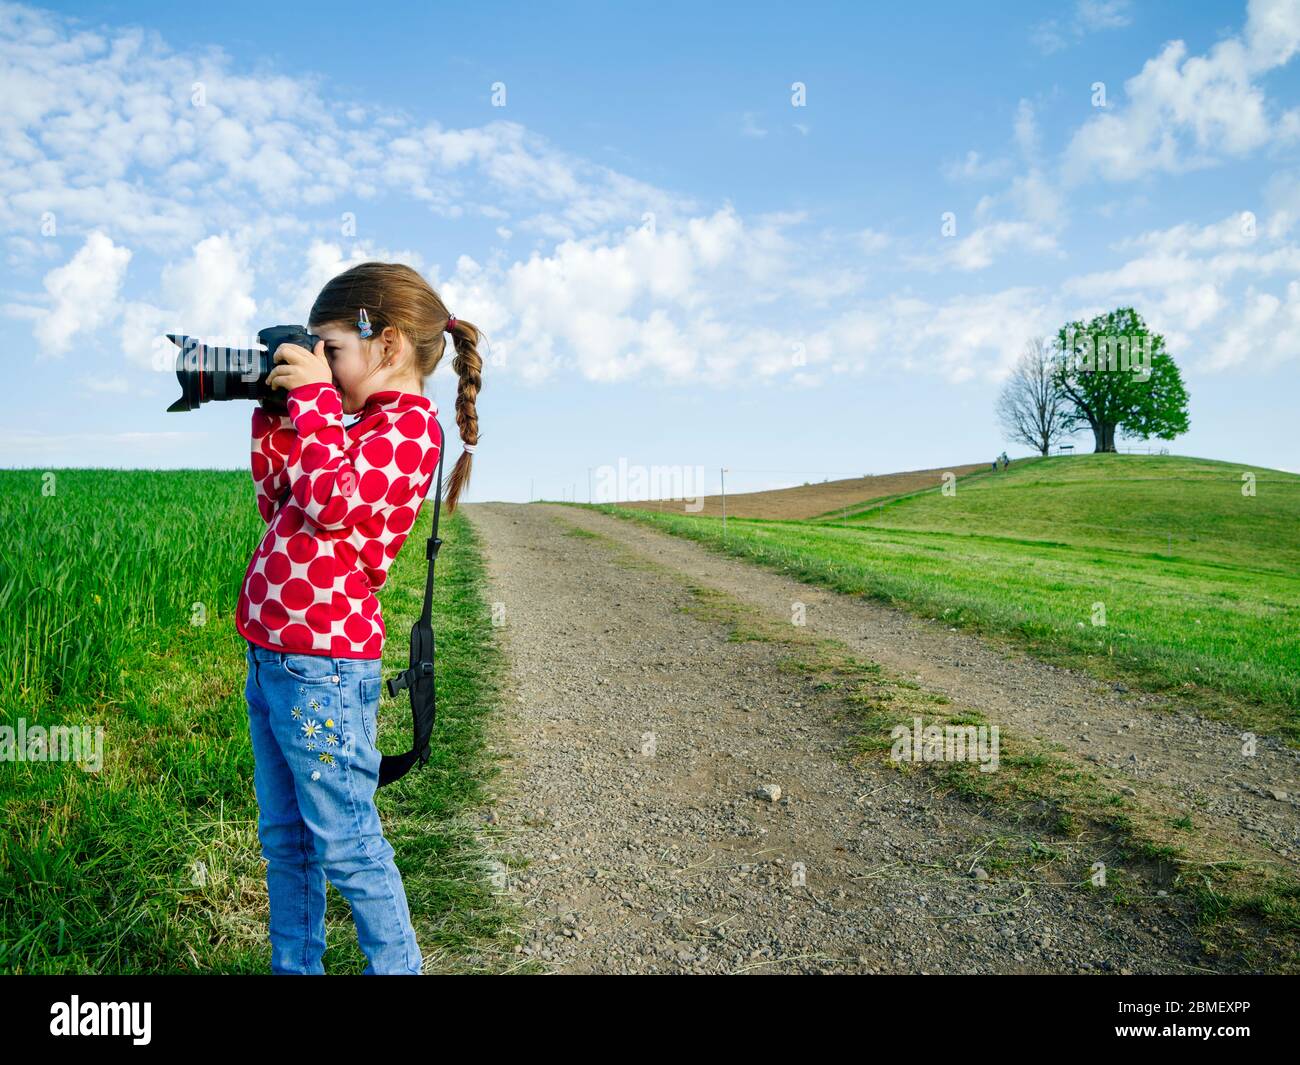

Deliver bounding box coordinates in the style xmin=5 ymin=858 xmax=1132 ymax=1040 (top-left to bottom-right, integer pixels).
xmin=853 ymin=453 xmax=1299 ymax=575
xmin=596 ymin=454 xmax=1300 ymax=732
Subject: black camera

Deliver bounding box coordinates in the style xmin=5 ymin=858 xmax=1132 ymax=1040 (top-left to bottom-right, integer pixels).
xmin=165 ymin=325 xmax=322 ymax=412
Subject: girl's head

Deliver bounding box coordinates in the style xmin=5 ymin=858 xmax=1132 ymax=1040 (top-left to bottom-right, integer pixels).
xmin=308 ymin=261 xmax=482 ymax=512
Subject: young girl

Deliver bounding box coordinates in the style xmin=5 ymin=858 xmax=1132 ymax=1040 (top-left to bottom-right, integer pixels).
xmin=236 ymin=261 xmax=481 ymax=975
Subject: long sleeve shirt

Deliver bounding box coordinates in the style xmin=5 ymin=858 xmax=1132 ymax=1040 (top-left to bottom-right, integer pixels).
xmin=236 ymin=382 xmax=443 ymax=659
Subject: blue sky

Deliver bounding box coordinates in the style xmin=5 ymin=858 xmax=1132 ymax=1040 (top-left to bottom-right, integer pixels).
xmin=3 ymin=0 xmax=1299 ymax=502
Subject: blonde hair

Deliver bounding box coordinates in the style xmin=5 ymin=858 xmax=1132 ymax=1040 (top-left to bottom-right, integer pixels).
xmin=309 ymin=261 xmax=483 ymax=512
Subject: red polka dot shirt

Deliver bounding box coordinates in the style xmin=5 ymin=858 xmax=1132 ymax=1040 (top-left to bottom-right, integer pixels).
xmin=236 ymin=381 xmax=443 ymax=659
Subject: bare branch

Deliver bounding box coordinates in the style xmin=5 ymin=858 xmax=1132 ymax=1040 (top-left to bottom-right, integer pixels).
xmin=996 ymin=337 xmax=1071 ymax=455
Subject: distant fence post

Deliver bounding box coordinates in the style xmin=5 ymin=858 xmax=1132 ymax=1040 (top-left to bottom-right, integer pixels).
xmin=720 ymin=467 xmax=728 ymax=538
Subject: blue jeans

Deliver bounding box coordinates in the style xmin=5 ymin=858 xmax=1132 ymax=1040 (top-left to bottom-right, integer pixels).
xmin=243 ymin=639 xmax=422 ymax=974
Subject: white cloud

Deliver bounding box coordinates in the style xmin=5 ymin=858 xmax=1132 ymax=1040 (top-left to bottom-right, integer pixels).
xmin=936 ymin=101 xmax=1063 ymax=271
xmin=709 ymin=286 xmax=1063 ymax=387
xmin=4 ymin=233 xmax=61 ymax=268
xmin=1008 ymin=169 xmax=1063 ymax=226
xmin=498 ymin=215 xmax=725 ymax=383
xmin=1065 ymin=0 xmax=1300 ymax=182
xmin=1201 ymin=279 xmax=1300 ymax=371
xmin=1262 ymin=168 xmax=1300 ymax=237
xmin=119 ymin=232 xmax=256 ymax=369
xmin=10 ymin=230 xmax=133 ymax=357
xmin=947 ymin=222 xmax=1060 ymax=271
xmin=1065 ymin=243 xmax=1300 ymax=296
xmin=0 ymin=4 xmax=701 ymax=262
xmin=162 ymin=234 xmax=256 ymax=338
xmin=893 ymin=288 xmax=1059 ymax=383
xmin=857 ymin=228 xmax=892 ymax=254
xmin=1077 ymin=0 xmax=1134 ymax=31
xmin=942 ymin=150 xmax=1012 ymax=182
xmin=906 ymin=215 xmax=1061 ymax=273
xmin=1245 ymin=0 xmax=1300 ymax=67
xmin=1014 ymin=99 xmax=1039 ymax=156
xmin=3 ymin=0 xmax=1297 ymax=410
xmin=0 ymin=2 xmax=1076 ymax=392
xmin=1032 ymin=0 xmax=1132 ymax=54
xmin=1054 ymin=199 xmax=1300 ymax=375
xmin=1156 ymin=282 xmax=1227 ymax=331
xmin=1119 ymin=211 xmax=1261 ymax=253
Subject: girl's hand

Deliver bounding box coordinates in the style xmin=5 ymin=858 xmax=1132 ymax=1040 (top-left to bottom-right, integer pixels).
xmin=266 ymin=340 xmax=332 ymax=394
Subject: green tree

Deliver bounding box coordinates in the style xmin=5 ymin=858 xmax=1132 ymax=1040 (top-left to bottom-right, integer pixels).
xmin=1053 ymin=307 xmax=1190 ymax=453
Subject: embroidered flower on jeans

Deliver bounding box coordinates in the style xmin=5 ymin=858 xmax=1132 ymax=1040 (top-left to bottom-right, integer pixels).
xmin=318 ymin=752 xmax=336 ymax=769
xmin=326 ymin=732 xmax=339 ymax=747
xmin=301 ymin=720 xmax=321 ymax=740
xmin=291 ymin=706 xmax=303 ymax=719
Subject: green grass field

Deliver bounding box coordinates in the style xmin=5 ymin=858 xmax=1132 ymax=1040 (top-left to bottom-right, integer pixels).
xmin=594 ymin=454 xmax=1300 ymax=736
xmin=0 ymin=469 xmax=512 ymax=973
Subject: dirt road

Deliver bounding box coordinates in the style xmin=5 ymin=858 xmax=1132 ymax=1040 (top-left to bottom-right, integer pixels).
xmin=462 ymin=501 xmax=1298 ymax=974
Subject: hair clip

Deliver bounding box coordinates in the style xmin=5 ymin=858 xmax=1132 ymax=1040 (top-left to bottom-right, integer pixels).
xmin=357 ymin=308 xmax=373 ymax=339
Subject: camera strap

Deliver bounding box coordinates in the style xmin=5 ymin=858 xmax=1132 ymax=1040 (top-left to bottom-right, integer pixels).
xmin=378 ymin=417 xmax=447 ymax=788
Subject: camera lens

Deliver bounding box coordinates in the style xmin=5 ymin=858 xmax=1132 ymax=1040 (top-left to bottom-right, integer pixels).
xmin=166 ymin=336 xmax=270 ymax=412
xmin=166 ymin=326 xmax=319 ymax=412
